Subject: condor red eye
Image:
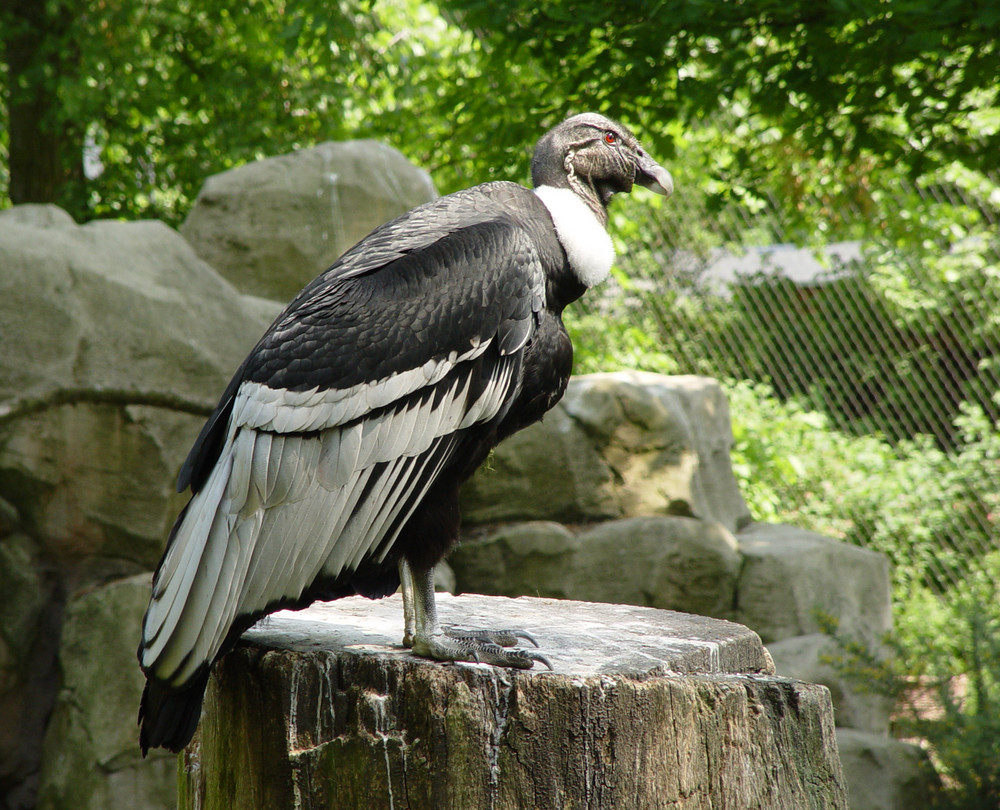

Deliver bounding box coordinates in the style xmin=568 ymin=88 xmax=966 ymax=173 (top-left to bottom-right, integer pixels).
xmin=604 ymin=131 xmax=617 ymax=145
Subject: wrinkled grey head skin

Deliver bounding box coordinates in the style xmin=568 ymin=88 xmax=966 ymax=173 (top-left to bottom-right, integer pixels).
xmin=531 ymin=112 xmax=673 ymax=224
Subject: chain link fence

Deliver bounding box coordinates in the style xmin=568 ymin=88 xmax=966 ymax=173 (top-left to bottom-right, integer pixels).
xmin=581 ymin=175 xmax=1000 ymax=596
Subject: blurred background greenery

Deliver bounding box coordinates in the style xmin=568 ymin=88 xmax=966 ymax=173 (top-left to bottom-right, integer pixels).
xmin=2 ymin=1 xmax=997 ymax=805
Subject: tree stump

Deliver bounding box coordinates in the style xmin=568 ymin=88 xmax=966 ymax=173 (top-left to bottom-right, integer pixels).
xmin=178 ymin=594 xmax=847 ymax=809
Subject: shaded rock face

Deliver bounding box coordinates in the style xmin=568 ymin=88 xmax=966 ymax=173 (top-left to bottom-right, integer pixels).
xmin=0 ymin=143 xmax=435 ymax=810
xmin=836 ymin=729 xmax=941 ymax=810
xmin=452 ymin=378 xmax=893 ymax=654
xmin=454 ymin=519 xmax=893 ymax=654
xmin=0 ymin=204 xmax=278 ymax=405
xmin=735 ymin=522 xmax=892 ymax=648
xmin=453 ymin=517 xmax=742 ymax=619
xmin=0 ymin=140 xmax=436 ymax=810
xmin=461 ymin=372 xmax=752 ymax=531
xmin=768 ymin=634 xmax=895 ymax=735
xmin=0 ymin=204 xmax=280 ymax=590
xmin=180 ymin=140 xmax=438 ymax=301
xmin=0 ymin=204 xmax=280 ymax=810
xmin=0 ymin=535 xmax=61 ymax=810
xmin=35 ymin=576 xmax=176 ymax=810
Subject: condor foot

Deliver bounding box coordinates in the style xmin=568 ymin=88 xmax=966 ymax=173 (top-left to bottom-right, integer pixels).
xmin=413 ymin=628 xmax=552 ymax=670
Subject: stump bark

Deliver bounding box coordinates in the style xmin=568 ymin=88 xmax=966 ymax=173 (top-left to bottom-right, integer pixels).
xmin=179 ymin=594 xmax=847 ymax=809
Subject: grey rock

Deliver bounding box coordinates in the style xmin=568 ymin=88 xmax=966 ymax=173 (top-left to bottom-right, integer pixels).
xmin=180 ymin=140 xmax=437 ymax=301
xmin=0 ymin=534 xmax=60 ymax=809
xmin=0 ymin=203 xmax=76 ymax=228
xmin=836 ymin=728 xmax=940 ymax=810
xmin=567 ymin=372 xmax=751 ymax=530
xmin=461 ymin=372 xmax=752 ymax=531
xmin=0 ymin=205 xmax=280 ymax=585
xmin=0 ymin=535 xmax=47 ymax=689
xmin=0 ymin=205 xmax=276 ymax=402
xmin=452 ymin=516 xmax=741 ymax=619
xmin=432 ymin=560 xmax=455 ymax=594
xmin=735 ymin=523 xmax=892 ymax=646
xmin=35 ymin=574 xmax=175 ymax=810
xmin=452 ymin=521 xmax=577 ymax=597
xmin=768 ymin=633 xmax=895 ymax=733
xmin=461 ymin=406 xmax=618 ymax=524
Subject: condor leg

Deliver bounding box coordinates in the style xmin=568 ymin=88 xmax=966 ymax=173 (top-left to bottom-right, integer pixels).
xmin=398 ymin=560 xmax=551 ymax=669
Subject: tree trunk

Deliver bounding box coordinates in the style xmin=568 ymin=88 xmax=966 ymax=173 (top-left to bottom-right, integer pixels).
xmin=1 ymin=0 xmax=81 ymax=209
xmin=179 ymin=594 xmax=847 ymax=809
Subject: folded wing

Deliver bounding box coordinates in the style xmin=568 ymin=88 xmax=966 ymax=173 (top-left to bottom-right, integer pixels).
xmin=139 ymin=202 xmax=545 ymax=688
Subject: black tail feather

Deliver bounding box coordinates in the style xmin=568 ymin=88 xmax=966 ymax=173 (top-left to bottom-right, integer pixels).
xmin=138 ymin=670 xmax=211 ymax=756
xmin=136 ymin=566 xmax=400 ymax=756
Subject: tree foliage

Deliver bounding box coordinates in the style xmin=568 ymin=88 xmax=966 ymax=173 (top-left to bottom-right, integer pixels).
xmin=435 ymin=0 xmax=1000 ymax=188
xmin=0 ymin=0 xmax=477 ymax=221
xmin=1 ymin=0 xmax=382 ymax=219
xmin=2 ymin=0 xmax=998 ymax=224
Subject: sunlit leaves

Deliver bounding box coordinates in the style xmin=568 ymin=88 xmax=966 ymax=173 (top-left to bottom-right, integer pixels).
xmin=2 ymin=0 xmax=999 ymax=225
xmin=434 ymin=0 xmax=999 ymax=221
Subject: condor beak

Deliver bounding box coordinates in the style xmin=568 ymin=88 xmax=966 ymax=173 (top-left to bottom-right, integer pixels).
xmin=635 ymin=150 xmax=674 ymax=197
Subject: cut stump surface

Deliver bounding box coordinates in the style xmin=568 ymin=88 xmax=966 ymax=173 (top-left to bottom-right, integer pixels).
xmin=180 ymin=594 xmax=847 ymax=810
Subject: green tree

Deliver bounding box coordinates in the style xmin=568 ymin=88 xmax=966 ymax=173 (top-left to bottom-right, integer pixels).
xmin=434 ymin=0 xmax=999 ymax=183
xmin=0 ymin=0 xmax=407 ymax=221
xmin=1 ymin=0 xmax=83 ymax=210
xmin=0 ymin=0 xmax=493 ymax=223
xmin=4 ymin=1 xmax=997 ymax=223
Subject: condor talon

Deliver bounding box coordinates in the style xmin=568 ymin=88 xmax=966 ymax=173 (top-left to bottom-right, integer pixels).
xmin=443 ymin=627 xmax=541 ymax=649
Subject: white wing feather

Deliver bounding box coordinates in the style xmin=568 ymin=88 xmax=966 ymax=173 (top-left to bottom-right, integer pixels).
xmin=142 ymin=355 xmax=521 ymax=686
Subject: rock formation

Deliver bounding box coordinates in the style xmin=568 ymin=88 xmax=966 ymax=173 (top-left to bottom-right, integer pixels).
xmin=180 ymin=140 xmax=437 ymax=301
xmin=0 ymin=203 xmax=279 ymax=810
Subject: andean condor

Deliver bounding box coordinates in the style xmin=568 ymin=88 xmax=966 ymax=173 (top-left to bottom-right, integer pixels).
xmin=138 ymin=112 xmax=673 ymax=754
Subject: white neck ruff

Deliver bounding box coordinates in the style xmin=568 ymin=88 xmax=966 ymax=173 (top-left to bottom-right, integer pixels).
xmin=533 ymin=186 xmax=615 ymax=288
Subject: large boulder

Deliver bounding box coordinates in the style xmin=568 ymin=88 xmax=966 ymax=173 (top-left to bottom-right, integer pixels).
xmin=0 ymin=204 xmax=280 ymax=587
xmin=734 ymin=523 xmax=892 ymax=647
xmin=453 ymin=519 xmax=894 ymax=656
xmin=0 ymin=204 xmax=277 ymax=404
xmin=35 ymin=575 xmax=175 ymax=810
xmin=0 ymin=203 xmax=281 ymax=809
xmin=461 ymin=372 xmax=752 ymax=531
xmin=452 ymin=517 xmax=742 ymax=618
xmin=180 ymin=140 xmax=437 ymax=301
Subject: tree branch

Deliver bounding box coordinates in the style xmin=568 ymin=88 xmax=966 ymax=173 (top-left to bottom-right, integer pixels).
xmin=0 ymin=387 xmax=215 ymax=428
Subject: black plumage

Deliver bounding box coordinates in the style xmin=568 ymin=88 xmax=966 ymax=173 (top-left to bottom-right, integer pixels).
xmin=138 ymin=113 xmax=672 ymax=754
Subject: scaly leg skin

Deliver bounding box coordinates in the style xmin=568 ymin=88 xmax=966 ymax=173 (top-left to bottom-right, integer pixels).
xmin=400 ymin=559 xmax=417 ymax=649
xmin=398 ymin=560 xmax=552 ymax=670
